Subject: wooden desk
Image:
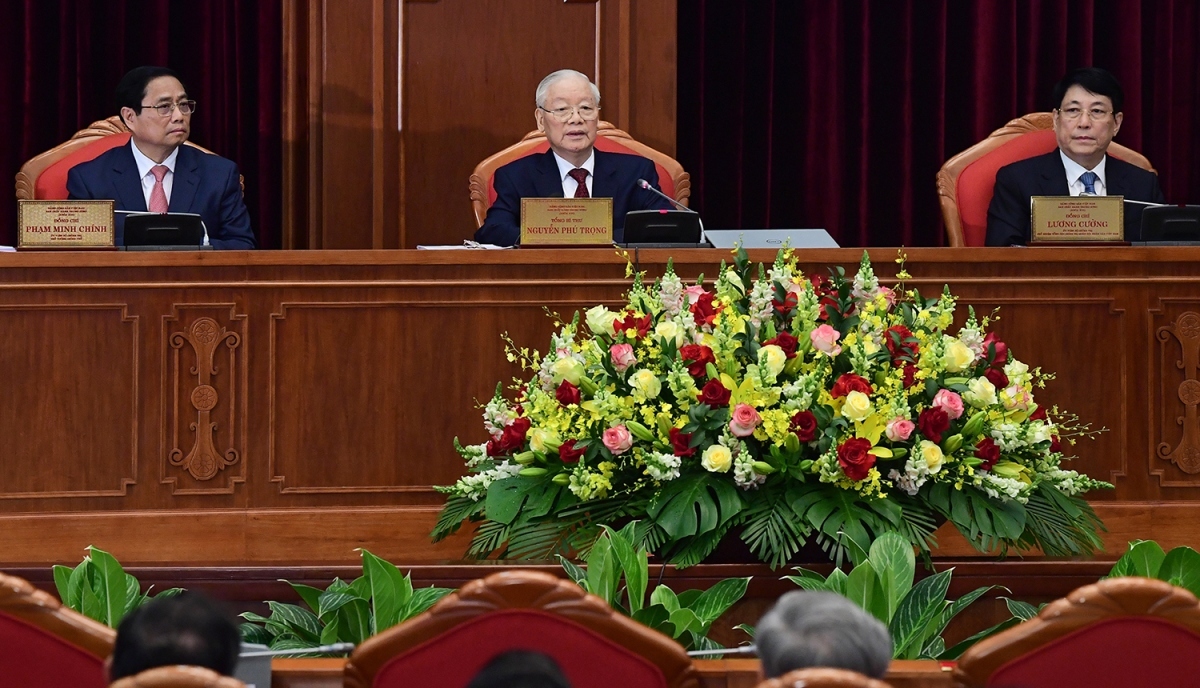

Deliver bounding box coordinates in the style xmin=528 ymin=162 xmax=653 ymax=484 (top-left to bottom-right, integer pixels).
xmin=1 ymin=247 xmax=1198 ymax=567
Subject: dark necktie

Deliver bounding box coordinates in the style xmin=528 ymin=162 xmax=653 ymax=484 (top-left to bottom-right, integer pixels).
xmin=568 ymin=168 xmax=590 ymax=198
xmin=1080 ymin=171 xmax=1098 ymax=195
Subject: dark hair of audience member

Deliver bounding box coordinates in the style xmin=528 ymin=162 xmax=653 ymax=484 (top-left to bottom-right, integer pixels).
xmin=108 ymin=591 xmax=241 ymax=681
xmin=1051 ymin=67 xmax=1124 ymax=114
xmin=465 ymin=650 xmax=572 ymax=688
xmin=755 ymin=589 xmax=893 ymax=679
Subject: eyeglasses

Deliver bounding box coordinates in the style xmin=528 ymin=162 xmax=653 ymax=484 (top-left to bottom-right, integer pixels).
xmin=138 ymin=100 xmax=197 ymax=117
xmin=539 ymin=104 xmax=600 ymax=122
xmin=1057 ymin=106 xmax=1112 ymax=121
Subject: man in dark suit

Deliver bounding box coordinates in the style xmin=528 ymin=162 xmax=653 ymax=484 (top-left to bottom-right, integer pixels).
xmin=475 ymin=69 xmax=672 ymax=246
xmin=986 ymin=67 xmax=1164 ymax=246
xmin=67 ymin=66 xmax=256 ymax=250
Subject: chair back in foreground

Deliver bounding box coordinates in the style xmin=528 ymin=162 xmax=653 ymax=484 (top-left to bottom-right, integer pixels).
xmin=468 ymin=122 xmax=690 ymax=228
xmin=756 ymin=667 xmax=893 ymax=688
xmin=108 ymin=666 xmax=247 ymax=688
xmin=935 ymin=112 xmax=1154 ymax=246
xmin=954 ymin=576 xmax=1200 ymax=688
xmin=344 ymin=570 xmax=698 ymax=688
xmin=0 ymin=572 xmax=115 ymax=688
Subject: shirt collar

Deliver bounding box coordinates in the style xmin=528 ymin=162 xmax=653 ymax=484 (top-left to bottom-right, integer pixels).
xmin=552 ymin=149 xmax=595 ymax=181
xmin=129 ymin=140 xmax=180 ymax=179
xmin=1059 ymin=149 xmax=1107 ymax=188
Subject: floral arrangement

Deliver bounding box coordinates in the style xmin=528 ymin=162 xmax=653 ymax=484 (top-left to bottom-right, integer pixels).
xmin=432 ymin=248 xmax=1109 ymax=567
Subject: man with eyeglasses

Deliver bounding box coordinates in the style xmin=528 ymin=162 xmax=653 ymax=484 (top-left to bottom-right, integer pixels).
xmin=474 ymin=69 xmax=673 ymax=246
xmin=986 ymin=67 xmax=1164 ymax=246
xmin=66 ymin=66 xmax=256 ymax=249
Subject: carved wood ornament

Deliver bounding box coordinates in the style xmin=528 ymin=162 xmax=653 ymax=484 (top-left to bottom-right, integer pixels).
xmin=1157 ymin=311 xmax=1200 ymax=473
xmin=168 ymin=318 xmax=241 ymax=480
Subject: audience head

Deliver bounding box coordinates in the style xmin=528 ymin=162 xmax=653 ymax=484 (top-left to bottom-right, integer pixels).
xmin=465 ymin=650 xmax=572 ymax=688
xmin=534 ymin=69 xmax=601 ymax=168
xmin=1051 ymin=67 xmax=1124 ymax=169
xmin=108 ymin=591 xmax=241 ymax=681
xmin=755 ymin=589 xmax=892 ymax=679
xmin=115 ymin=65 xmax=193 ymax=162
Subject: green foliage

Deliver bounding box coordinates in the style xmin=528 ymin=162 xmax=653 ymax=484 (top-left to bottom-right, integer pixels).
xmin=52 ymin=546 xmax=183 ymax=628
xmin=1106 ymin=540 xmax=1200 ymax=598
xmin=238 ymin=549 xmax=452 ymax=654
xmin=559 ymin=522 xmax=750 ymax=651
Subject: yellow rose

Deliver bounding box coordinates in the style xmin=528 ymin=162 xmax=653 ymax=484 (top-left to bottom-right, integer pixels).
xmin=585 ymin=305 xmax=619 ymax=337
xmin=965 ymin=377 xmax=997 ymax=408
xmin=918 ymin=440 xmax=944 ymax=473
xmin=943 ymin=338 xmax=974 ymax=372
xmin=758 ymin=345 xmax=787 ymax=377
xmin=701 ymin=444 xmax=733 ymax=473
xmin=550 ymin=357 xmax=585 ymax=385
xmin=655 ymin=321 xmax=684 ymax=347
xmin=630 ymin=369 xmax=662 ymax=399
xmin=529 ymin=428 xmax=559 ymax=454
xmin=841 ymin=390 xmax=872 ymax=422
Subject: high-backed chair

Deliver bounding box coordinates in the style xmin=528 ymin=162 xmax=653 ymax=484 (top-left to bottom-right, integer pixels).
xmin=0 ymin=571 xmax=115 ymax=688
xmin=954 ymin=577 xmax=1200 ymax=687
xmin=755 ymin=667 xmax=893 ymax=688
xmin=469 ymin=122 xmax=690 ymax=228
xmin=344 ymin=570 xmax=698 ymax=688
xmin=15 ymin=116 xmax=238 ymax=201
xmin=935 ymin=112 xmax=1155 ymax=247
xmin=109 ymin=666 xmax=247 ymax=688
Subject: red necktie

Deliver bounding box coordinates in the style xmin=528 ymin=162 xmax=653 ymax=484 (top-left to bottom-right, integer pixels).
xmin=149 ymin=165 xmax=169 ymax=213
xmin=568 ymin=168 xmax=590 ymax=198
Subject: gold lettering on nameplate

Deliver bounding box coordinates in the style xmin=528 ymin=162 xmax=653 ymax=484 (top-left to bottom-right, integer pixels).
xmin=168 ymin=318 xmax=241 ymax=480
xmin=1157 ymin=312 xmax=1200 ymax=473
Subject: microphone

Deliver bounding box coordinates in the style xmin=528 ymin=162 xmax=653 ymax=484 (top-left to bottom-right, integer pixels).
xmin=240 ymin=642 xmax=356 ymax=658
xmin=637 ymin=179 xmax=695 ymax=213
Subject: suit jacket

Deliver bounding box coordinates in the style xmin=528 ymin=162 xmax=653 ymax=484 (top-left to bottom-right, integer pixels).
xmin=66 ymin=142 xmax=257 ymax=250
xmin=986 ymin=150 xmax=1165 ymax=246
xmin=475 ymin=148 xmax=673 ymax=246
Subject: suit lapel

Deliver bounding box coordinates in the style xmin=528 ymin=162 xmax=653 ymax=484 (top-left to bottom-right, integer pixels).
xmin=170 ymin=146 xmax=200 ymax=213
xmin=592 ymin=150 xmax=620 ymax=198
xmin=1105 ymin=156 xmax=1128 ymax=196
xmin=532 ymin=150 xmax=565 ymax=198
xmin=1038 ymin=151 xmax=1071 ymax=196
xmin=113 ymin=143 xmax=148 ymax=212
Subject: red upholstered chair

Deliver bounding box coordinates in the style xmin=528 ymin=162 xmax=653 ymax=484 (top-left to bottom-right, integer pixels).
xmin=935 ymin=112 xmax=1155 ymax=247
xmin=14 ymin=115 xmax=239 ymax=201
xmin=0 ymin=571 xmax=115 ymax=688
xmin=755 ymin=667 xmax=893 ymax=688
xmin=343 ymin=570 xmax=699 ymax=688
xmin=468 ymin=122 xmax=690 ymax=228
xmin=954 ymin=577 xmax=1200 ymax=688
xmin=109 ymin=666 xmax=247 ymax=688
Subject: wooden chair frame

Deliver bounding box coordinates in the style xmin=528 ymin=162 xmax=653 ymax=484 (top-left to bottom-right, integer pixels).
xmin=935 ymin=112 xmax=1154 ymax=247
xmin=344 ymin=570 xmax=699 ymax=688
xmin=954 ymin=577 xmax=1200 ymax=688
xmin=109 ymin=665 xmax=247 ymax=688
xmin=0 ymin=571 xmax=115 ymax=660
xmin=468 ymin=121 xmax=691 ymax=228
xmin=756 ymin=667 xmax=893 ymax=688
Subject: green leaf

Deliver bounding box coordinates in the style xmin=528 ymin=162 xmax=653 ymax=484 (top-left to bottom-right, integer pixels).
xmin=632 ymin=605 xmax=671 ymax=635
xmin=941 ymin=616 xmax=1025 ymax=660
xmin=1111 ymin=540 xmax=1167 ymax=579
xmin=360 ymin=549 xmax=410 ymax=632
xmin=603 ymin=525 xmax=648 ymax=615
xmin=689 ymin=578 xmax=750 ymax=628
xmin=921 ymin=585 xmax=1003 ymax=658
xmin=889 ymin=569 xmax=953 ymax=659
xmin=585 ymin=534 xmax=620 ymax=606
xmin=240 ymin=622 xmax=273 ymax=645
xmin=79 ymin=573 xmax=105 ymax=625
xmin=316 ymin=591 xmax=359 ymax=622
xmin=122 ymin=573 xmax=142 ymax=617
xmin=646 ymin=473 xmax=743 ymax=539
xmin=269 ymin=638 xmax=321 ymax=655
xmin=403 ymin=587 xmax=452 ymax=620
xmin=319 ymin=617 xmax=341 ymax=645
xmin=432 ymin=495 xmax=483 ymax=542
xmin=52 ymin=565 xmax=73 ymax=604
xmin=668 ymin=607 xmax=704 ymax=638
xmin=867 ymin=531 xmax=915 ymax=623
xmin=484 ymin=476 xmax=538 ymax=525
xmin=287 ymin=582 xmax=325 ymax=613
xmin=86 ymin=546 xmax=129 ymax=627
xmin=557 ymin=555 xmax=589 ymax=590
xmin=734 ymin=623 xmax=756 ymax=639
xmin=845 ymin=562 xmax=886 ymax=624
xmin=153 ymin=588 xmax=184 ymax=600
xmin=825 ymin=568 xmax=849 ymax=596
xmin=336 ymin=597 xmax=371 ymax=644
xmin=650 ymin=585 xmax=681 ymax=615
xmin=267 ymin=602 xmax=323 ymax=644
xmin=1003 ymin=597 xmax=1041 ymax=621
xmin=1158 ymin=547 xmax=1200 ymax=597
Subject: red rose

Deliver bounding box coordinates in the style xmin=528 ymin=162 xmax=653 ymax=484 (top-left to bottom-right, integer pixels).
xmin=984 ymin=367 xmax=1009 ymax=389
xmin=680 ymin=344 xmax=717 ymax=378
xmin=487 ymin=417 xmax=532 ymax=456
xmin=791 ymin=410 xmax=818 ymax=443
xmin=917 ymin=407 xmax=950 ymax=443
xmin=691 ymin=292 xmax=721 ymax=327
xmin=669 ymin=428 xmax=696 ymax=457
xmin=902 ymin=364 xmax=917 ymax=388
xmin=974 ymin=437 xmax=1000 ymax=470
xmin=614 ymin=311 xmax=652 ymax=339
xmin=556 ymin=380 xmax=581 ymax=406
xmin=698 ymin=378 xmax=732 ymax=407
xmin=559 ymin=439 xmax=586 ymax=463
xmin=1029 ymin=407 xmax=1047 ymax=422
xmin=1050 ymin=435 xmax=1063 ymax=454
xmin=885 ymin=325 xmax=919 ymax=365
xmin=984 ymin=332 xmax=1008 ymax=368
xmin=831 ymin=373 xmax=873 ymax=398
xmin=837 ymin=437 xmax=876 ymax=481
xmin=772 ymin=291 xmax=799 ymax=315
xmin=764 ymin=331 xmax=799 ymax=359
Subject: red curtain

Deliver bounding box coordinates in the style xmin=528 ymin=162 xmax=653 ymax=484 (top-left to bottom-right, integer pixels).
xmin=678 ymin=0 xmax=1200 ymax=247
xmin=0 ymin=0 xmax=281 ymax=248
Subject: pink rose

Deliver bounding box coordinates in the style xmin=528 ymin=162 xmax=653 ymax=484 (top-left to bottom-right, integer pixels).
xmin=933 ymin=389 xmax=965 ymax=420
xmin=729 ymin=403 xmax=761 ymax=438
xmin=810 ymin=324 xmax=842 ymax=356
xmin=602 ymin=424 xmax=633 ymax=455
xmin=885 ymin=418 xmax=915 ymax=442
xmin=610 ymin=343 xmax=637 ymax=372
xmin=685 ymin=284 xmax=707 ymax=305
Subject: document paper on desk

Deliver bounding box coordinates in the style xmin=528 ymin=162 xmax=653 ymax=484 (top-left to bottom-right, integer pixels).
xmin=416 ymin=241 xmax=513 ymax=250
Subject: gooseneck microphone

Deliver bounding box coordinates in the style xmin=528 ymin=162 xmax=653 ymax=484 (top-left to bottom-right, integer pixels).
xmin=637 ymin=179 xmax=695 ymax=213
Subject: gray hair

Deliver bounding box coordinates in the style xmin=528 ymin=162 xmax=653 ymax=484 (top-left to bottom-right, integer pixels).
xmin=755 ymin=590 xmax=893 ymax=679
xmin=535 ymin=69 xmax=601 ymax=108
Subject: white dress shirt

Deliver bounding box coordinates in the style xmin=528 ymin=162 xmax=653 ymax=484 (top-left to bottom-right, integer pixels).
xmin=1060 ymin=150 xmax=1108 ymax=196
xmin=553 ymin=150 xmax=595 ymax=197
xmin=129 ymin=141 xmax=180 ymax=208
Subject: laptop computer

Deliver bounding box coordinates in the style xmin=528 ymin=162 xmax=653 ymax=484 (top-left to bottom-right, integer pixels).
xmin=704 ymin=229 xmax=839 ymax=249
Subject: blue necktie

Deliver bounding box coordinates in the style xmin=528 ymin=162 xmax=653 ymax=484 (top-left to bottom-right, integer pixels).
xmin=1080 ymin=171 xmax=1098 ymax=195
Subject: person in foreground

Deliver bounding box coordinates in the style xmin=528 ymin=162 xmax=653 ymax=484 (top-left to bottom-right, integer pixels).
xmin=474 ymin=69 xmax=673 ymax=246
xmin=755 ymin=590 xmax=892 ymax=679
xmin=986 ymin=67 xmax=1165 ymax=246
xmin=108 ymin=591 xmax=241 ymax=681
xmin=67 ymin=65 xmax=257 ymax=249
xmin=465 ymin=650 xmax=572 ymax=688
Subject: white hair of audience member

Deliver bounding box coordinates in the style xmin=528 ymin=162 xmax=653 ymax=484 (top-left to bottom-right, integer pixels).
xmin=535 ymin=69 xmax=602 ymax=108
xmin=755 ymin=589 xmax=893 ymax=679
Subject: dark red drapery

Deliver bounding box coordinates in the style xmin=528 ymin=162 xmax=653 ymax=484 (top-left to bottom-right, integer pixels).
xmin=677 ymin=0 xmax=1200 ymax=247
xmin=0 ymin=0 xmax=281 ymax=248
